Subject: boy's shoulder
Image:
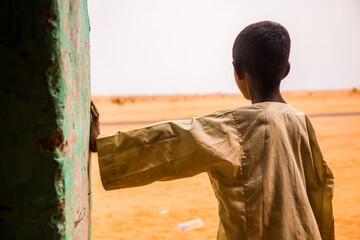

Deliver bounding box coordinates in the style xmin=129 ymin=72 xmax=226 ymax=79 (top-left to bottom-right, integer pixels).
xmin=211 ymin=102 xmax=305 ymax=120
xmin=205 ymin=102 xmax=309 ymax=134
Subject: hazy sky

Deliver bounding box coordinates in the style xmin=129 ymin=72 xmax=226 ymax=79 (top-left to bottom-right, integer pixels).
xmin=88 ymin=0 xmax=360 ymax=96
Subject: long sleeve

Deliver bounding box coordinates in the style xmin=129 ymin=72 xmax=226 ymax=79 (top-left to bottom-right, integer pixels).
xmin=304 ymin=115 xmax=335 ymax=240
xmin=96 ymin=110 xmax=241 ymax=190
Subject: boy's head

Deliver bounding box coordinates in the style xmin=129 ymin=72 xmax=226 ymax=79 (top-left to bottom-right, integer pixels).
xmin=232 ymin=21 xmax=291 ymax=96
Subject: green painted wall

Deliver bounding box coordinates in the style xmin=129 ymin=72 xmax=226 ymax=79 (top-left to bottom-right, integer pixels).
xmin=0 ymin=0 xmax=91 ymax=239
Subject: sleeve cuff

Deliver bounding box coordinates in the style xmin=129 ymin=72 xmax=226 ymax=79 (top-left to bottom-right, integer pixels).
xmin=96 ymin=135 xmax=119 ymax=190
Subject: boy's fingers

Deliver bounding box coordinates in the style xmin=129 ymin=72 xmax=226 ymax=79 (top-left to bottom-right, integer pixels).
xmin=93 ymin=112 xmax=99 ymax=120
xmin=90 ymin=105 xmax=99 ymax=120
xmin=90 ymin=101 xmax=99 ymax=115
xmin=91 ymin=101 xmax=99 ymax=115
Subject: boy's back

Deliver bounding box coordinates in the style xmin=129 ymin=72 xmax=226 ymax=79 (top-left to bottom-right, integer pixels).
xmin=208 ymin=102 xmax=334 ymax=239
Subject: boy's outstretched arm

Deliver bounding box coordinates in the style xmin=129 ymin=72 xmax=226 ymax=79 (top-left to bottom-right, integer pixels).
xmin=90 ymin=101 xmax=100 ymax=152
xmin=95 ymin=110 xmax=241 ymax=190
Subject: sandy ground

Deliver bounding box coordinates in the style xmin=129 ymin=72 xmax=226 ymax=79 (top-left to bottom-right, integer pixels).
xmin=91 ymin=90 xmax=360 ymax=240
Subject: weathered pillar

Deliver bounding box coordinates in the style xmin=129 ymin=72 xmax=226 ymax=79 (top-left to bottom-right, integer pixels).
xmin=0 ymin=0 xmax=91 ymax=239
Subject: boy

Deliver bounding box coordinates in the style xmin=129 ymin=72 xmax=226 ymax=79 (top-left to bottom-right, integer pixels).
xmin=90 ymin=21 xmax=334 ymax=240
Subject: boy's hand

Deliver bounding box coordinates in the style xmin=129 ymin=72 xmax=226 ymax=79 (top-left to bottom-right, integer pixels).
xmin=90 ymin=101 xmax=100 ymax=152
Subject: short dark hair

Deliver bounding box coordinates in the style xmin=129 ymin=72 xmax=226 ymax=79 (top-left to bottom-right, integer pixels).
xmin=232 ymin=21 xmax=291 ymax=89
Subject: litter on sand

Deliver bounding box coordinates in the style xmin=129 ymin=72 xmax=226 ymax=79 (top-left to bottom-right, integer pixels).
xmin=159 ymin=209 xmax=170 ymax=215
xmin=173 ymin=218 xmax=204 ymax=231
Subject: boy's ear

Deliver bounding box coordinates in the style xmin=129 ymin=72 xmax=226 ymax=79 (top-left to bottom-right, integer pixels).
xmin=282 ymin=62 xmax=291 ymax=79
xmin=233 ymin=66 xmax=245 ymax=80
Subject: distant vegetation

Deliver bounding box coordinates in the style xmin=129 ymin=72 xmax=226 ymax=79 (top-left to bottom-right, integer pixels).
xmin=111 ymin=97 xmax=137 ymax=105
xmin=110 ymin=94 xmax=232 ymax=106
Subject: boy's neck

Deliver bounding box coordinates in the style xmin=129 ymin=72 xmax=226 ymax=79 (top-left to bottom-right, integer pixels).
xmin=250 ymin=87 xmax=286 ymax=104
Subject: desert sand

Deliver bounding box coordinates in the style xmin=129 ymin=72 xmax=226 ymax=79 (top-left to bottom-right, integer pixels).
xmin=91 ymin=90 xmax=360 ymax=240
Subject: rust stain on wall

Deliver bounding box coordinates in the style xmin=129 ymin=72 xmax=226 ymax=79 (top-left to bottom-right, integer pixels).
xmin=37 ymin=130 xmax=65 ymax=153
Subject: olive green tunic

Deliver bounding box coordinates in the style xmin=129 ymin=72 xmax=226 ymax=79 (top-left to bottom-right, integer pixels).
xmin=96 ymin=102 xmax=334 ymax=240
